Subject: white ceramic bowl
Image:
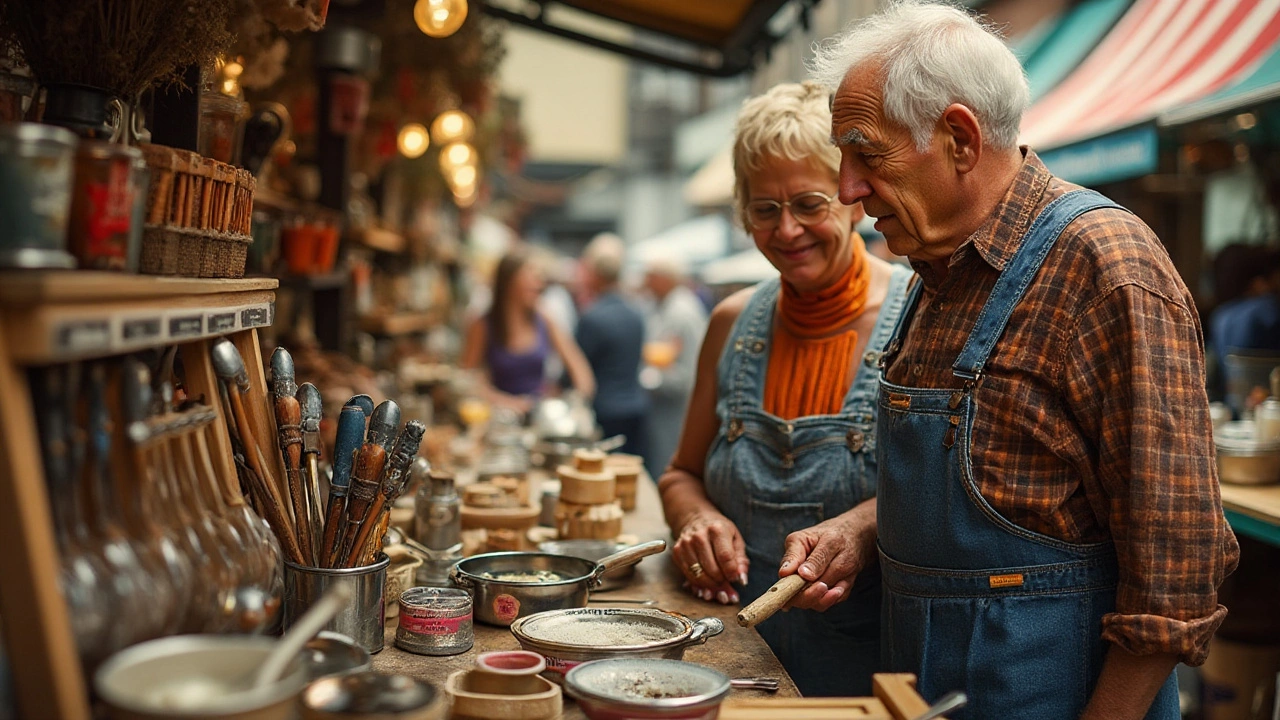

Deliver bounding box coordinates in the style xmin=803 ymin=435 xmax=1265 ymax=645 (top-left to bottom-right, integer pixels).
xmin=94 ymin=635 xmax=307 ymax=720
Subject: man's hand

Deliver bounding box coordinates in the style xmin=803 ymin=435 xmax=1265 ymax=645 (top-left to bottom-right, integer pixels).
xmin=671 ymin=509 xmax=747 ymax=605
xmin=1079 ymin=646 xmax=1178 ymax=720
xmin=778 ymin=499 xmax=876 ymax=612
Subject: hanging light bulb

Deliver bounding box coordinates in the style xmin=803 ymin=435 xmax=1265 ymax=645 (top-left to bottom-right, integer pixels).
xmin=451 ymin=164 xmax=477 ymax=190
xmin=430 ymin=110 xmax=474 ymax=145
xmin=397 ymin=123 xmax=430 ymax=159
xmin=439 ymin=141 xmax=477 ymax=173
xmin=453 ymin=185 xmax=478 ymax=208
xmin=414 ymin=0 xmax=468 ymax=38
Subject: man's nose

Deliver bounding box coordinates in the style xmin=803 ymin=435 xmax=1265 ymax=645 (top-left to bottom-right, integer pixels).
xmin=839 ymin=155 xmax=872 ymax=206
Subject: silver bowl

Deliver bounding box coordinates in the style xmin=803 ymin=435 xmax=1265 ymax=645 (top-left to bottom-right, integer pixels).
xmin=565 ymin=658 xmax=730 ymax=720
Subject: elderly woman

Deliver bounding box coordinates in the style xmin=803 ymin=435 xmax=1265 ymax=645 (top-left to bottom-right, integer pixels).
xmin=658 ymin=82 xmax=912 ymax=696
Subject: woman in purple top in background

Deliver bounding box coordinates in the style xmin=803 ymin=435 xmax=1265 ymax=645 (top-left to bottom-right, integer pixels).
xmin=462 ymin=249 xmax=595 ymax=413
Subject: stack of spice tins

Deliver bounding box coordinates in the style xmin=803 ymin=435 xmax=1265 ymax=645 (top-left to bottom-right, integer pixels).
xmin=555 ymin=449 xmax=623 ymax=540
xmin=604 ymin=454 xmax=644 ymax=512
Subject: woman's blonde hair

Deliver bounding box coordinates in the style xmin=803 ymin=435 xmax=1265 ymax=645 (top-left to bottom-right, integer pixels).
xmin=732 ymin=81 xmax=840 ymax=229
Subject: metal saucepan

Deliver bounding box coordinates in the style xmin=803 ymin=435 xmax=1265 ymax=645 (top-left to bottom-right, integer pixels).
xmin=451 ymin=540 xmax=666 ymax=626
xmin=539 ymin=539 xmax=634 ymax=592
xmin=529 ymin=434 xmax=625 ymax=470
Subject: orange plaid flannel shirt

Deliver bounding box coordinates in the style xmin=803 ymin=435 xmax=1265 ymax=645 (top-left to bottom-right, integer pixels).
xmin=884 ymin=149 xmax=1239 ymax=665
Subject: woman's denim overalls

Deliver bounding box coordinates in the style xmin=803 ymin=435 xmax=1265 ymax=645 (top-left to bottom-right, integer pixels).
xmin=704 ymin=265 xmax=912 ymax=696
xmin=876 ymin=190 xmax=1179 ymax=719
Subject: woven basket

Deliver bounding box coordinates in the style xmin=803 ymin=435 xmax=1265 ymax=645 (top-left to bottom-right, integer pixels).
xmin=140 ymin=225 xmax=252 ymax=278
xmin=139 ymin=144 xmax=256 ymax=277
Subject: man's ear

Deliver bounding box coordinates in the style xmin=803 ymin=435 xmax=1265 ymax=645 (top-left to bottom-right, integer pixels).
xmin=939 ymin=103 xmax=982 ymax=174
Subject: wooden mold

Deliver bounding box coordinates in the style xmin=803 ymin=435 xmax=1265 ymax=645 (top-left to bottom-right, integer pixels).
xmin=556 ymin=465 xmax=615 ymax=506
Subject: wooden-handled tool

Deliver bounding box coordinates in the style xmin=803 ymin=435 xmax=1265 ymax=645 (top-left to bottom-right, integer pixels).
xmin=736 ymin=575 xmax=808 ymax=628
xmin=346 ymin=420 xmax=425 ymax=567
xmin=271 ymin=347 xmax=314 ymax=565
xmin=334 ymin=400 xmax=400 ymax=568
xmin=297 ymin=383 xmax=325 ymax=564
xmin=210 ymin=340 xmax=304 ymax=564
xmin=319 ymin=397 xmax=372 ymax=567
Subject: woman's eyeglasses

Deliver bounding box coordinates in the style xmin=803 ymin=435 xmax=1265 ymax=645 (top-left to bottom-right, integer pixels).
xmin=745 ymin=191 xmax=838 ymax=230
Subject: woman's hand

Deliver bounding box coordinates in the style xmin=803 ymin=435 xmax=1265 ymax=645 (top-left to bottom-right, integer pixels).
xmin=778 ymin=498 xmax=877 ymax=612
xmin=672 ymin=508 xmax=748 ymax=605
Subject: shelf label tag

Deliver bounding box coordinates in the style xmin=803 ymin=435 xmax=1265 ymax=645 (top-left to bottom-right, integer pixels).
xmin=168 ymin=315 xmax=204 ymax=339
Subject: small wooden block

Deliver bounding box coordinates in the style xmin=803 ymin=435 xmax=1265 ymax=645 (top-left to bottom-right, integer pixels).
xmin=463 ymin=482 xmax=507 ymax=508
xmin=554 ymin=499 xmax=623 ymax=540
xmin=573 ymin=448 xmax=607 ymax=473
xmin=558 ymin=465 xmax=616 ymax=505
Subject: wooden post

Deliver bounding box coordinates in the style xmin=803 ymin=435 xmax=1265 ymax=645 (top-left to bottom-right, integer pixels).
xmin=180 ymin=339 xmax=239 ymax=494
xmin=874 ymin=673 xmax=933 ymax=720
xmin=0 ymin=330 xmax=91 ymax=719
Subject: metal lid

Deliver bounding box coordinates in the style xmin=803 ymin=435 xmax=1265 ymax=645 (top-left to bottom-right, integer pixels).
xmin=76 ymin=139 xmax=143 ymax=161
xmin=0 ymin=121 xmax=77 ymax=148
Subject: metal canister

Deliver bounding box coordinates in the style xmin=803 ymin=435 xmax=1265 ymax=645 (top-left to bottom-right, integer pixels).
xmin=395 ymin=587 xmax=473 ymax=656
xmin=414 ymin=470 xmax=460 ymax=551
xmin=68 ymin=140 xmax=143 ymax=271
xmin=0 ymin=123 xmax=77 ymax=269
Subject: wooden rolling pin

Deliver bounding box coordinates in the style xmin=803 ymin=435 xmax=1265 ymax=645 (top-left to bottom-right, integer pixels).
xmin=736 ymin=575 xmax=808 ymax=628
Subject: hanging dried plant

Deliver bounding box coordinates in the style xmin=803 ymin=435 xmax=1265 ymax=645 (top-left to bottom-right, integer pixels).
xmin=0 ymin=0 xmax=233 ymax=98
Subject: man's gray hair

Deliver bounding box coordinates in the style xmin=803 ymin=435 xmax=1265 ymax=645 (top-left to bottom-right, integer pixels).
xmin=809 ymin=1 xmax=1029 ymax=151
xmin=583 ymin=233 xmax=625 ymax=286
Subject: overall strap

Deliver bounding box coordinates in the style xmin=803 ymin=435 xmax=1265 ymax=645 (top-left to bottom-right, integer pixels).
xmin=952 ymin=189 xmax=1124 ymax=382
xmin=719 ymin=277 xmax=781 ymax=416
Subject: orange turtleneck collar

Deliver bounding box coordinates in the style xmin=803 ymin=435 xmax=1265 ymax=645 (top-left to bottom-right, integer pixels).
xmin=763 ymin=234 xmax=871 ymax=420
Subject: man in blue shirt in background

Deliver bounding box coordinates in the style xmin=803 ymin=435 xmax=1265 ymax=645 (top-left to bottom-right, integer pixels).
xmin=576 ymin=233 xmax=649 ymax=459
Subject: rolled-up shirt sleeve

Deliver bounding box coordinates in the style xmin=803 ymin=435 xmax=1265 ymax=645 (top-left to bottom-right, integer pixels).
xmin=1062 ymin=282 xmax=1240 ymax=665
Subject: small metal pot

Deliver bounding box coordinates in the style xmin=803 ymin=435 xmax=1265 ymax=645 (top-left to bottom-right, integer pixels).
xmin=510 ymin=608 xmax=725 ymax=676
xmin=539 ymin=540 xmax=633 ymax=591
xmin=1216 ymin=420 xmax=1280 ymax=485
xmin=451 ymin=540 xmax=665 ymax=626
xmin=565 ymin=658 xmax=730 ymax=720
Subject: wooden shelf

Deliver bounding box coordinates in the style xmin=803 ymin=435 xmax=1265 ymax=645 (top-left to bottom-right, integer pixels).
xmin=1220 ymin=482 xmax=1280 ymax=547
xmin=0 ymin=271 xmax=280 ymax=720
xmin=0 ymin=272 xmax=278 ymax=364
xmin=358 ymin=309 xmax=443 ymax=336
xmin=356 ymin=227 xmax=406 ymax=254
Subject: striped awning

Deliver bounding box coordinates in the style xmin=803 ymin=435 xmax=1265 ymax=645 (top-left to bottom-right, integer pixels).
xmin=1021 ymin=0 xmax=1280 ymax=151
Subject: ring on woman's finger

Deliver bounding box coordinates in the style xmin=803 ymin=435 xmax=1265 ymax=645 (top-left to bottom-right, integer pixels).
xmin=689 ymin=562 xmax=704 ymax=578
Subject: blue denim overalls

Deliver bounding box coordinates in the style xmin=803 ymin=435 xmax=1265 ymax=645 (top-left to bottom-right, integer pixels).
xmin=876 ymin=190 xmax=1180 ymax=719
xmin=704 ymin=265 xmax=912 ymax=696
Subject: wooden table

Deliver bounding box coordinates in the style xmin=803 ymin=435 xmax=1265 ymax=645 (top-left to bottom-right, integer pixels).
xmin=1220 ymin=482 xmax=1280 ymax=547
xmin=372 ymin=472 xmax=800 ymax=716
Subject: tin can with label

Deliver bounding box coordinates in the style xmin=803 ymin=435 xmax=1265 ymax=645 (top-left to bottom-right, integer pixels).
xmin=395 ymin=586 xmax=473 ymax=656
xmin=68 ymin=140 xmax=143 ymax=271
xmin=0 ymin=123 xmax=78 ymax=269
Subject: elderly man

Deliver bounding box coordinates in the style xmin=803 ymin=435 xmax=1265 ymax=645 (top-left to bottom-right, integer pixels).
xmin=641 ymin=258 xmax=708 ymax=478
xmin=577 ymin=234 xmax=649 ymax=458
xmin=792 ymin=3 xmax=1239 ymax=719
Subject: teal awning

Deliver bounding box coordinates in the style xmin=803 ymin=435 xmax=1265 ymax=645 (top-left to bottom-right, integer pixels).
xmin=1037 ymin=124 xmax=1158 ymax=186
xmin=1017 ymin=0 xmax=1131 ymax=101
